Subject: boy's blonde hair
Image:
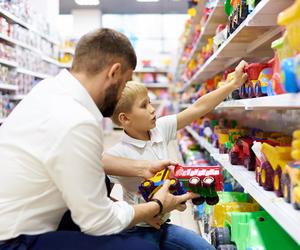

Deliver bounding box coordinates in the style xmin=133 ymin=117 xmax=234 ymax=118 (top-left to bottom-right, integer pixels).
xmin=112 ymin=81 xmax=148 ymax=126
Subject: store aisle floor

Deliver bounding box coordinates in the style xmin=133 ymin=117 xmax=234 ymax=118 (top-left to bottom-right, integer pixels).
xmin=103 ymin=130 xmax=200 ymax=234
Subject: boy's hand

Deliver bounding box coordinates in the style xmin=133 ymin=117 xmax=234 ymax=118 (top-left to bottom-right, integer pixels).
xmin=228 ymin=60 xmax=248 ymax=89
xmin=142 ymin=160 xmax=177 ymax=179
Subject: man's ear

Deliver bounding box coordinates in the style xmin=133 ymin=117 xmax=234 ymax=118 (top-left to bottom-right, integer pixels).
xmin=108 ymin=63 xmax=121 ymax=81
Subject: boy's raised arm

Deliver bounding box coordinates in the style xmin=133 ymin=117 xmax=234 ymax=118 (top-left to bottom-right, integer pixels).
xmin=177 ymin=60 xmax=248 ymax=130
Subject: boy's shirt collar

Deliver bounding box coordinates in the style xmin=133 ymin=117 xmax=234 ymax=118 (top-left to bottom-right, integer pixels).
xmin=121 ymin=128 xmax=163 ymax=148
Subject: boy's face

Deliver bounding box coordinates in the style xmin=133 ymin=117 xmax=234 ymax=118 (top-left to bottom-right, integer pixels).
xmin=126 ymin=94 xmax=156 ymax=131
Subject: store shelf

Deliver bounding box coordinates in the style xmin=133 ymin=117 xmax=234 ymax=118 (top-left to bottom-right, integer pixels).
xmin=59 ymin=62 xmax=72 ymax=68
xmin=185 ymin=126 xmax=300 ymax=244
xmin=145 ymin=83 xmax=169 ymax=88
xmin=179 ymin=103 xmax=191 ymax=109
xmin=9 ymin=94 xmax=26 ymax=101
xmin=0 ymin=83 xmax=18 ymax=91
xmin=0 ymin=33 xmax=62 ymax=67
xmin=0 ymin=58 xmax=17 ymax=68
xmin=0 ymin=8 xmax=59 ymax=45
xmin=184 ymin=0 xmax=227 ymax=68
xmin=182 ymin=0 xmax=293 ymax=90
xmin=216 ymin=94 xmax=300 ymax=110
xmin=17 ymin=68 xmax=51 ymax=79
xmin=60 ymin=48 xmax=75 ymax=55
xmin=134 ymin=69 xmax=168 ymax=74
xmin=41 ymin=56 xmax=61 ymax=67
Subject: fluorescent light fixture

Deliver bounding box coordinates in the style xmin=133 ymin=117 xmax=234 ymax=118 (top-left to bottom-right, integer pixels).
xmin=136 ymin=0 xmax=160 ymax=2
xmin=75 ymin=0 xmax=100 ymax=5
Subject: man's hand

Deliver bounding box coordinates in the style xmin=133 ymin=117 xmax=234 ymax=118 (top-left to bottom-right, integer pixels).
xmin=228 ymin=60 xmax=248 ymax=89
xmin=152 ymin=180 xmax=199 ymax=214
xmin=144 ymin=214 xmax=164 ymax=229
xmin=142 ymin=160 xmax=177 ymax=179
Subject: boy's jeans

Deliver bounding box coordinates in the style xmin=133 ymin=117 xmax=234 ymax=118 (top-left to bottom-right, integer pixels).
xmin=121 ymin=223 xmax=215 ymax=250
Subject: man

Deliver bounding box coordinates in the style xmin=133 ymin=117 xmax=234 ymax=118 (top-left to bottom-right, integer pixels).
xmin=0 ymin=28 xmax=196 ymax=250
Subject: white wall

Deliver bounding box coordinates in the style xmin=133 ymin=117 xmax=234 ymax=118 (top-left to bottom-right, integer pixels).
xmin=72 ymin=9 xmax=102 ymax=39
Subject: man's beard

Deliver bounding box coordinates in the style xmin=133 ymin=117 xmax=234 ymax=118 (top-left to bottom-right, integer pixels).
xmin=99 ymin=81 xmax=122 ymax=117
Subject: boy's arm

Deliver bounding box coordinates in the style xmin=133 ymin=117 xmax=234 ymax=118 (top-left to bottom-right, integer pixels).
xmin=177 ymin=60 xmax=248 ymax=130
xmin=102 ymin=153 xmax=174 ymax=179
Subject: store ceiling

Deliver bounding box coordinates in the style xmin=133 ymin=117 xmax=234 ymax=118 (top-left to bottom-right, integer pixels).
xmin=59 ymin=0 xmax=188 ymax=14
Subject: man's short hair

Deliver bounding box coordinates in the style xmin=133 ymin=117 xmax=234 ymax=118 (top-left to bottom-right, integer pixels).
xmin=71 ymin=28 xmax=137 ymax=75
xmin=111 ymin=81 xmax=148 ymax=126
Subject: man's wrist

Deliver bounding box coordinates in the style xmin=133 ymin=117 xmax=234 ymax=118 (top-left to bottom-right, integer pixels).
xmin=148 ymin=199 xmax=163 ymax=217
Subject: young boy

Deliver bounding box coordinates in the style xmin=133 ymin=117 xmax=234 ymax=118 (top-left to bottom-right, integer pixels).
xmin=103 ymin=61 xmax=247 ymax=249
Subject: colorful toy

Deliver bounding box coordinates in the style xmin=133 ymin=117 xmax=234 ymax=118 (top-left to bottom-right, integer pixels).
xmin=260 ymin=143 xmax=292 ymax=196
xmin=139 ymin=168 xmax=186 ymax=202
xmin=278 ymin=0 xmax=300 ymax=53
xmin=211 ymin=195 xmax=259 ymax=228
xmin=173 ymin=164 xmax=223 ymax=205
xmin=212 ymin=211 xmax=299 ymax=250
xmin=229 ymin=137 xmax=256 ymax=170
xmin=241 ymin=63 xmax=269 ymax=98
xmin=281 ymin=130 xmax=300 ymax=210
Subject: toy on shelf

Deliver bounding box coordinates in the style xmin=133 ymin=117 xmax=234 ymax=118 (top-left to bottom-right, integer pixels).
xmin=212 ymin=211 xmax=300 ymax=250
xmin=210 ymin=192 xmax=259 ymax=228
xmin=260 ymin=143 xmax=292 ymax=197
xmin=281 ymin=130 xmax=300 ymax=210
xmin=240 ymin=62 xmax=269 ymax=98
xmin=278 ymin=0 xmax=300 ymax=53
xmin=229 ymin=136 xmax=257 ymax=170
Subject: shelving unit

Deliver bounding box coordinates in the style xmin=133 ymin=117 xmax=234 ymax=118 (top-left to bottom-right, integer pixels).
xmin=60 ymin=48 xmax=75 ymax=55
xmin=145 ymin=83 xmax=169 ymax=88
xmin=0 ymin=83 xmax=18 ymax=91
xmin=17 ymin=68 xmax=51 ymax=80
xmin=182 ymin=0 xmax=293 ymax=91
xmin=0 ymin=8 xmax=59 ymax=45
xmin=184 ymin=0 xmax=227 ymax=69
xmin=185 ymin=125 xmax=300 ymax=244
xmin=0 ymin=6 xmax=67 ymax=84
xmin=9 ymin=94 xmax=26 ymax=101
xmin=180 ymin=93 xmax=300 ymax=111
xmin=216 ymin=94 xmax=300 ymax=110
xmin=0 ymin=58 xmax=18 ymax=68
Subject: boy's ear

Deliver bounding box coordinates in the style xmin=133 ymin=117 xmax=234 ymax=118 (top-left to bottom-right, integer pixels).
xmin=118 ymin=112 xmax=130 ymax=125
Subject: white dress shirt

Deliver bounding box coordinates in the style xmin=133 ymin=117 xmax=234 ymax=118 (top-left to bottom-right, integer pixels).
xmin=0 ymin=69 xmax=134 ymax=240
xmin=105 ymin=115 xmax=177 ymax=227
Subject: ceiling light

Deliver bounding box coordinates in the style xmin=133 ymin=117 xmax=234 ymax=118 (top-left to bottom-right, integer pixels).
xmin=75 ymin=0 xmax=100 ymax=6
xmin=136 ymin=0 xmax=160 ymax=2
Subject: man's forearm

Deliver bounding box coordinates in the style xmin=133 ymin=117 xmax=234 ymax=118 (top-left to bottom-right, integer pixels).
xmin=128 ymin=202 xmax=160 ymax=228
xmin=102 ymin=154 xmax=148 ymax=177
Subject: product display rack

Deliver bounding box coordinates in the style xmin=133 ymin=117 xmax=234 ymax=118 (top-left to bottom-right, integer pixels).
xmin=175 ymin=0 xmax=300 ymax=247
xmin=185 ymin=125 xmax=300 ymax=244
xmin=0 ymin=83 xmax=18 ymax=91
xmin=181 ymin=0 xmax=293 ymax=91
xmin=179 ymin=93 xmax=300 ymax=110
xmin=183 ymin=0 xmax=227 ymax=72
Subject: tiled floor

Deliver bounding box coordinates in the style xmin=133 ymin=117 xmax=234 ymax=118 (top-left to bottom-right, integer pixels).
xmin=103 ymin=130 xmax=200 ymax=234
